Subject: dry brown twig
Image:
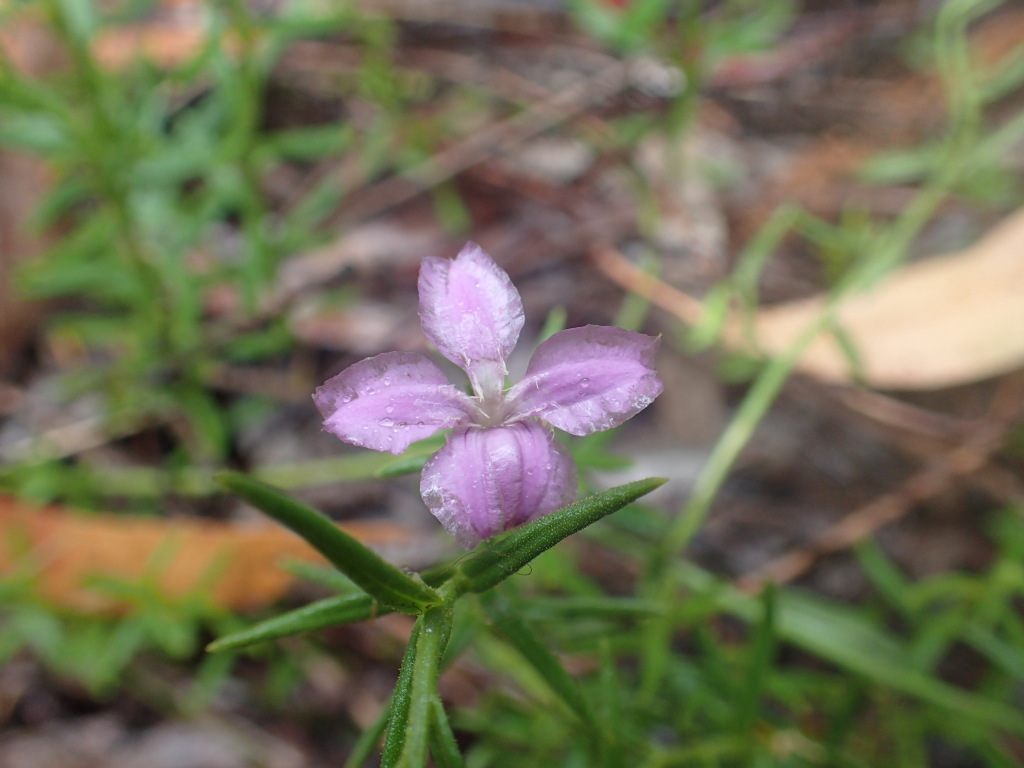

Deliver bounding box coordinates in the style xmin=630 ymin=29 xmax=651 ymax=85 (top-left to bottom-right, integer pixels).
xmin=590 ymin=243 xmax=705 ymax=325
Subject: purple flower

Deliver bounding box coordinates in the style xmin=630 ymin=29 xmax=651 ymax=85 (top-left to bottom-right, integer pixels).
xmin=314 ymin=243 xmax=663 ymax=547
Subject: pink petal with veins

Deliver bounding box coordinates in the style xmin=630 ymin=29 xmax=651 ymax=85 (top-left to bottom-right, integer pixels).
xmin=507 ymin=325 xmax=663 ymax=436
xmin=314 ymin=351 xmax=472 ymax=455
xmin=418 ymin=243 xmax=524 ymax=396
xmin=420 ymin=422 xmax=577 ymax=548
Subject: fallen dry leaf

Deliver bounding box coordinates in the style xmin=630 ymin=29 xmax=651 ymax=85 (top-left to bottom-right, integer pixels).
xmin=0 ymin=496 xmax=417 ymax=613
xmin=1 ymin=2 xmax=221 ymax=74
xmin=595 ymin=206 xmax=1024 ymax=390
xmin=754 ymin=207 xmax=1024 ymax=389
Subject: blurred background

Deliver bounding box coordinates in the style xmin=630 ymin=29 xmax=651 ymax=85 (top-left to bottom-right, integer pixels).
xmin=0 ymin=1 xmax=1023 ymax=766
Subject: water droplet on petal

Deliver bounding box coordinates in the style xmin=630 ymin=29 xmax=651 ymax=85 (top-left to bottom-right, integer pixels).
xmin=380 ymin=418 xmax=395 ymax=427
xmin=580 ymin=377 xmax=590 ymax=388
xmin=385 ymin=405 xmax=395 ymax=414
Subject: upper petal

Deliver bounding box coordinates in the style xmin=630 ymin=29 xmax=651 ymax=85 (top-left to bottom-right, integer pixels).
xmin=420 ymin=422 xmax=577 ymax=548
xmin=314 ymin=351 xmax=473 ymax=455
xmin=418 ymin=243 xmax=525 ymax=397
xmin=506 ymin=325 xmax=663 ymax=436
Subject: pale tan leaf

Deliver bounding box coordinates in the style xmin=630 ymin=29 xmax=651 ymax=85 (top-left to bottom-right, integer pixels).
xmin=594 ymin=208 xmax=1024 ymax=390
xmin=754 ymin=208 xmax=1024 ymax=389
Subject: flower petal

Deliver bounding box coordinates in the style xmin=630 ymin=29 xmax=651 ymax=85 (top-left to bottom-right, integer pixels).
xmin=314 ymin=351 xmax=473 ymax=455
xmin=420 ymin=422 xmax=577 ymax=548
xmin=418 ymin=243 xmax=525 ymax=397
xmin=507 ymin=325 xmax=663 ymax=436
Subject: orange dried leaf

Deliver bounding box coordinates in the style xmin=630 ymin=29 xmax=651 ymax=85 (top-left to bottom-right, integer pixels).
xmin=0 ymin=496 xmax=416 ymax=613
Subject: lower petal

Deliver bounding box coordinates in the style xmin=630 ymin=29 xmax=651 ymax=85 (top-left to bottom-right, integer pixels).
xmin=314 ymin=351 xmax=472 ymax=455
xmin=420 ymin=422 xmax=577 ymax=548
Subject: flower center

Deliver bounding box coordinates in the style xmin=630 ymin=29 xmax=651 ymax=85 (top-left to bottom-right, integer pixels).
xmin=473 ymin=391 xmax=514 ymax=428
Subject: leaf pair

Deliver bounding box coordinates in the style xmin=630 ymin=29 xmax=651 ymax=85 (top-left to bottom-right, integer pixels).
xmin=210 ymin=472 xmax=665 ymax=651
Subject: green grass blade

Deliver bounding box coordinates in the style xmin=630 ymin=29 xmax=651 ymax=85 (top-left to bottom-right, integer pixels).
xmin=734 ymin=582 xmax=778 ymax=736
xmin=481 ymin=589 xmax=596 ymax=728
xmin=207 ymin=595 xmax=384 ymax=653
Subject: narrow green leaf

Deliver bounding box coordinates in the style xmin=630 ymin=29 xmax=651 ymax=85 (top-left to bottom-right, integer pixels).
xmin=735 ymin=583 xmax=777 ymax=734
xmin=965 ymin=625 xmax=1024 ymax=680
xmin=595 ymin=639 xmax=625 ymax=768
xmin=830 ymin=324 xmax=867 ymax=385
xmin=216 ymin=472 xmax=440 ymax=613
xmin=457 ymin=478 xmax=667 ymax=595
xmin=428 ymin=697 xmax=465 ymax=768
xmin=255 ymin=453 xmax=399 ymax=487
xmin=386 ymin=606 xmax=454 ymax=768
xmin=537 ymin=306 xmax=568 ymax=344
xmin=381 ymin=620 xmax=422 ymax=768
xmin=374 ymin=454 xmax=430 ymax=478
xmin=344 ymin=700 xmax=391 ymax=768
xmin=207 ymin=595 xmax=385 ymax=653
xmin=267 ymin=124 xmax=354 ymax=161
xmin=688 ymin=282 xmax=732 ymax=352
xmin=55 ymin=0 xmax=99 ymax=43
xmin=282 ymin=561 xmax=359 ymax=593
xmin=522 ymin=595 xmax=662 ymax=621
xmin=481 ymin=590 xmax=596 ymax=728
xmin=855 ymin=540 xmax=912 ymax=613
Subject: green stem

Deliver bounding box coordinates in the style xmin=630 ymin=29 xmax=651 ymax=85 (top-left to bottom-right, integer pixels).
xmin=380 ymin=620 xmax=422 ymax=768
xmin=386 ymin=606 xmax=454 ymax=768
xmin=428 ymin=697 xmax=465 ymax=768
